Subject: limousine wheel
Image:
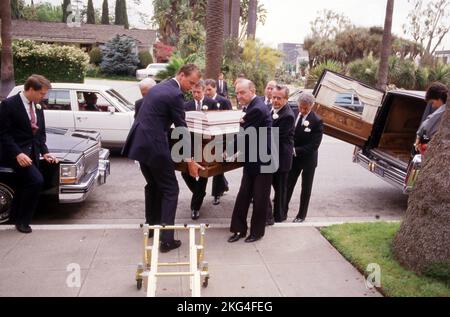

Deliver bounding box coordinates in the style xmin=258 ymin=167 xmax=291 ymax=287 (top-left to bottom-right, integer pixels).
xmin=0 ymin=183 xmax=14 ymax=224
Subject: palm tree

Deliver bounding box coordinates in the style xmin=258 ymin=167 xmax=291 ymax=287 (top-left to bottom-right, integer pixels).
xmin=1 ymin=0 xmax=15 ymax=100
xmin=224 ymin=0 xmax=231 ymax=39
xmin=247 ymin=0 xmax=257 ymax=40
xmin=205 ymin=0 xmax=224 ymax=79
xmin=377 ymin=0 xmax=394 ymax=91
xmin=230 ymin=0 xmax=240 ymax=39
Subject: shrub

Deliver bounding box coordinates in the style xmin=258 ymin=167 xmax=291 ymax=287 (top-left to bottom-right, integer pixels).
xmin=5 ymin=40 xmax=89 ymax=84
xmin=347 ymin=54 xmax=379 ymax=87
xmin=415 ymin=66 xmax=429 ymax=90
xmin=138 ymin=51 xmax=153 ymax=68
xmin=389 ymin=56 xmax=416 ymax=89
xmin=100 ymin=34 xmax=139 ymax=76
xmin=89 ymin=47 xmax=103 ymax=65
xmin=306 ymin=60 xmax=344 ymax=89
xmin=428 ymin=62 xmax=450 ymax=86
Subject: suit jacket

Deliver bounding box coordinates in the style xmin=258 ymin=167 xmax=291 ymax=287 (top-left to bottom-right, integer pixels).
xmin=216 ymin=80 xmax=228 ymax=98
xmin=258 ymin=96 xmax=273 ymax=111
xmin=236 ymin=96 xmax=272 ymax=175
xmin=214 ymin=94 xmax=232 ymax=111
xmin=134 ymin=98 xmax=143 ymax=119
xmin=184 ymin=96 xmax=219 ymax=112
xmin=122 ymin=79 xmax=189 ymax=166
xmin=0 ymin=93 xmax=49 ymax=166
xmin=293 ymin=111 xmax=324 ymax=168
xmin=272 ymin=105 xmax=295 ymax=173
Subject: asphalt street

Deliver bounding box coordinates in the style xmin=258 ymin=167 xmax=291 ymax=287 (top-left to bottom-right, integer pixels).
xmin=34 ymin=79 xmax=408 ymax=224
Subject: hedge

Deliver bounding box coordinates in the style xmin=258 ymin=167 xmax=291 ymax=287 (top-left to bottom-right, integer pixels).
xmin=1 ymin=40 xmax=89 ymax=84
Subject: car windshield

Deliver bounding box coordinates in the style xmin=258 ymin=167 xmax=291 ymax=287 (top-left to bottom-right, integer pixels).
xmin=106 ymin=89 xmax=135 ymax=111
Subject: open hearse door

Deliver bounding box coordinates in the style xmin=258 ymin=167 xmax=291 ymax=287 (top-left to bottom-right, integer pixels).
xmin=311 ymin=70 xmax=428 ymax=193
xmin=312 ymin=70 xmax=385 ymax=147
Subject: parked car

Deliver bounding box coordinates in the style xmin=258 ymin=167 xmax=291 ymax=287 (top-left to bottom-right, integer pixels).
xmin=334 ymin=92 xmax=364 ymax=114
xmin=0 ymin=128 xmax=110 ymax=223
xmin=136 ymin=63 xmax=168 ymax=81
xmin=8 ymin=84 xmax=135 ymax=148
xmin=312 ymin=70 xmax=427 ymax=194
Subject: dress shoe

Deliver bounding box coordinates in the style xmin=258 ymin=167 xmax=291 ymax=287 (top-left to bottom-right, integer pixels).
xmin=15 ymin=224 xmax=32 ymax=234
xmin=223 ymin=186 xmax=229 ymax=193
xmin=228 ymin=232 xmax=245 ymax=243
xmin=160 ymin=240 xmax=182 ymax=253
xmin=245 ymin=235 xmax=262 ymax=243
xmin=293 ymin=217 xmax=305 ymax=223
xmin=191 ymin=209 xmax=200 ymax=220
xmin=266 ymin=218 xmax=275 ymax=226
xmin=213 ymin=196 xmax=220 ymax=205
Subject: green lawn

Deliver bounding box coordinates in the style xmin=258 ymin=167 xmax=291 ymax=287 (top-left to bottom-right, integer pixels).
xmin=320 ymin=222 xmax=450 ymax=297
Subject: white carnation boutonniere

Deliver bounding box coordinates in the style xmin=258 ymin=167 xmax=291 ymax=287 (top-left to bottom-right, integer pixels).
xmin=35 ymin=103 xmax=42 ymax=110
xmin=272 ymin=113 xmax=279 ymax=120
xmin=202 ymin=105 xmax=209 ymax=111
xmin=303 ymin=120 xmax=310 ymax=127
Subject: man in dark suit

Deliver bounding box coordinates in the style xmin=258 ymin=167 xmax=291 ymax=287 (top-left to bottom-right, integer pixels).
xmin=228 ymin=80 xmax=273 ymax=243
xmin=122 ymin=64 xmax=204 ymax=253
xmin=204 ymin=79 xmax=232 ymax=205
xmin=184 ymin=80 xmax=218 ymax=112
xmin=285 ymin=93 xmax=324 ymax=223
xmin=205 ymin=79 xmax=232 ymax=111
xmin=0 ymin=75 xmax=59 ymax=233
xmin=182 ymin=80 xmax=217 ymax=220
xmin=266 ymin=85 xmax=295 ymax=224
xmin=134 ymin=78 xmax=157 ymax=119
xmin=259 ymin=80 xmax=277 ymax=111
xmin=216 ymin=72 xmax=228 ymax=99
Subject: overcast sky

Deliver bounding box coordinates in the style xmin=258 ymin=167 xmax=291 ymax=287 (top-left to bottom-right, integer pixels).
xmin=27 ymin=0 xmax=450 ymax=50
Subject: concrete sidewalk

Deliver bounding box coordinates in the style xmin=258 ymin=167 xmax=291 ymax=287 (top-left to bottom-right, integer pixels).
xmin=0 ymin=225 xmax=381 ymax=297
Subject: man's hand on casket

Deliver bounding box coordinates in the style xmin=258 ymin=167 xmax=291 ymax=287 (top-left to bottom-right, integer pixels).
xmin=187 ymin=160 xmax=206 ymax=178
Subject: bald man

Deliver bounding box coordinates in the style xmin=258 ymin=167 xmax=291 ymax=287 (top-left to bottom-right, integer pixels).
xmin=228 ymin=79 xmax=273 ymax=244
xmin=135 ymin=78 xmax=157 ymax=119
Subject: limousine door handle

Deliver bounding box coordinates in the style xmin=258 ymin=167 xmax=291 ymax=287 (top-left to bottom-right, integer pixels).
xmin=76 ymin=116 xmax=88 ymax=122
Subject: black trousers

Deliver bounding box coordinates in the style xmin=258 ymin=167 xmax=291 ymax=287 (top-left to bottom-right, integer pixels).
xmin=140 ymin=161 xmax=179 ymax=243
xmin=211 ymin=174 xmax=228 ymax=197
xmin=285 ymin=162 xmax=316 ymax=220
xmin=181 ymin=173 xmax=208 ymax=211
xmin=230 ymin=171 xmax=272 ymax=238
xmin=11 ymin=162 xmax=44 ymax=226
xmin=267 ymin=171 xmax=289 ymax=222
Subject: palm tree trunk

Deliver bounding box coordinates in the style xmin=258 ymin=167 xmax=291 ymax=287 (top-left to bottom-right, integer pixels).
xmin=223 ymin=0 xmax=231 ymax=39
xmin=205 ymin=0 xmax=224 ymax=79
xmin=1 ymin=0 xmax=15 ymax=100
xmin=230 ymin=0 xmax=240 ymax=39
xmin=247 ymin=0 xmax=257 ymax=40
xmin=377 ymin=0 xmax=394 ymax=91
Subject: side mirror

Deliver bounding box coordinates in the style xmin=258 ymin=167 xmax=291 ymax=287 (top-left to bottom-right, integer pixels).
xmin=108 ymin=106 xmax=116 ymax=114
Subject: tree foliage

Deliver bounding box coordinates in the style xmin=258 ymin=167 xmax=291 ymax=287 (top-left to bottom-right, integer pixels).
xmin=100 ymin=35 xmax=139 ymax=75
xmin=177 ymin=20 xmax=206 ymax=59
xmin=114 ymin=0 xmax=129 ymax=29
xmin=101 ymin=0 xmax=110 ymax=24
xmin=403 ymin=0 xmax=450 ymax=57
xmin=309 ymin=9 xmax=353 ymax=40
xmin=87 ymin=0 xmax=95 ymax=24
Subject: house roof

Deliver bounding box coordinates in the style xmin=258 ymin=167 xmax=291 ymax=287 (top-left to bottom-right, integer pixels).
xmin=435 ymin=50 xmax=450 ymax=55
xmin=2 ymin=20 xmax=157 ymax=47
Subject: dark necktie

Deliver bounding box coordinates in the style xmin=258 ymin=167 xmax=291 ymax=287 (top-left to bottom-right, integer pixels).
xmin=197 ymin=101 xmax=201 ymax=111
xmin=29 ymin=102 xmax=39 ymax=134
